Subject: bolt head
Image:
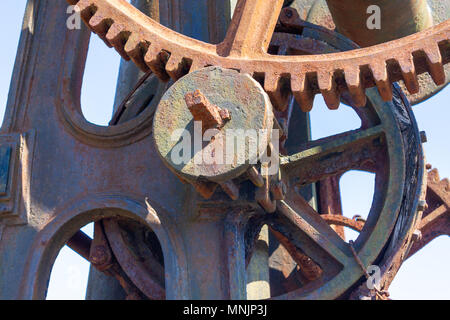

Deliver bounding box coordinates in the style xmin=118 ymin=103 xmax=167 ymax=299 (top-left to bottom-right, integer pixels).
xmin=284 ymin=8 xmax=293 ymax=18
xmin=417 ymin=200 xmax=428 ymax=212
xmin=90 ymin=246 xmax=108 ymax=265
xmin=412 ymin=229 xmax=422 ymax=242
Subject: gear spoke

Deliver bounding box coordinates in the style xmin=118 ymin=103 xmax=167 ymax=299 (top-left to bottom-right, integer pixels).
xmin=274 ymin=190 xmax=350 ymax=268
xmin=218 ymin=0 xmax=285 ymax=57
xmin=281 ymin=125 xmax=384 ymax=184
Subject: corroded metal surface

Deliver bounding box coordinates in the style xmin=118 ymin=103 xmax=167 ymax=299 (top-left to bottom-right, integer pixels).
xmin=408 ymin=166 xmax=449 ymax=257
xmin=68 ymin=0 xmax=449 ymax=112
xmin=304 ymin=0 xmax=450 ymax=105
xmin=103 ymin=218 xmax=165 ymax=299
xmin=153 ymin=67 xmax=273 ymax=185
xmin=0 ymin=0 xmax=444 ymax=301
xmin=321 ymin=166 xmax=449 ymax=262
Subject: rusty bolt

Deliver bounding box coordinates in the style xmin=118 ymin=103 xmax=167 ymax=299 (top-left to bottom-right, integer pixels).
xmin=352 ymin=215 xmax=366 ymax=223
xmin=443 ymin=179 xmax=450 ymax=192
xmin=185 ymin=90 xmax=231 ymax=133
xmin=411 ymin=229 xmax=422 ymax=242
xmin=90 ymin=245 xmax=109 ymax=266
xmin=284 ymin=8 xmax=293 ymax=19
xmin=420 ymin=131 xmax=427 ymax=143
xmin=219 ymin=109 xmax=231 ymax=121
xmin=417 ymin=200 xmax=428 ymax=212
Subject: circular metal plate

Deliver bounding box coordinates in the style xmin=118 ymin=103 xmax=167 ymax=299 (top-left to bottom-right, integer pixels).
xmin=153 ymin=66 xmax=274 ymax=183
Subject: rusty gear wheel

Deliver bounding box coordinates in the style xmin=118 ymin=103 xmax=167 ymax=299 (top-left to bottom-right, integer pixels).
xmin=259 ymin=25 xmax=425 ymax=299
xmin=66 ymin=0 xmax=432 ymax=300
xmin=68 ymin=0 xmax=449 ymax=112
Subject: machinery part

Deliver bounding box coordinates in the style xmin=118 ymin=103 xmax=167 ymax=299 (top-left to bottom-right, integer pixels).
xmin=258 ymin=20 xmax=423 ymax=298
xmin=153 ymin=66 xmax=274 ymax=198
xmin=67 ymin=219 xmax=166 ymax=300
xmin=185 ymin=90 xmax=231 ymax=134
xmin=68 ymin=0 xmax=450 ymax=111
xmin=266 ymin=83 xmax=422 ymax=299
xmin=319 ymin=165 xmax=449 ymax=299
xmin=317 ymin=175 xmax=346 ymax=239
xmin=321 ymin=214 xmax=364 ymax=233
xmin=320 ymin=166 xmax=449 ymax=260
xmin=407 ymin=166 xmax=449 ymax=257
xmin=110 ymin=71 xmax=169 ymax=125
xmin=140 ymin=8 xmax=425 ymax=299
xmin=103 ymin=218 xmax=165 ymax=300
xmin=255 ymin=163 xmax=277 ymax=213
xmin=65 ymin=222 xmax=148 ymax=300
xmin=59 ymin=0 xmax=423 ymax=300
xmin=66 ymin=230 xmax=92 ymax=261
xmin=304 ymin=0 xmax=450 ymax=105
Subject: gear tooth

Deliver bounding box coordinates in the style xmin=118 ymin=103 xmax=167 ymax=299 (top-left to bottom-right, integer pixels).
xmin=429 ymin=168 xmax=440 ymax=182
xmin=88 ymin=12 xmax=107 ymax=34
xmin=370 ymin=62 xmax=393 ymax=102
xmin=165 ymin=54 xmax=190 ymax=81
xmin=240 ymin=67 xmax=253 ymax=75
xmin=441 ymin=178 xmax=450 ymax=192
xmin=105 ymin=23 xmax=130 ymax=61
xmin=192 ymin=180 xmax=218 ymax=199
xmin=124 ymin=35 xmax=150 ymax=72
xmin=344 ymin=67 xmax=366 ymax=107
xmin=291 ymin=74 xmax=314 ymax=112
xmin=188 ymin=60 xmax=206 ymax=74
xmin=318 ymin=71 xmax=340 ymax=110
xmin=75 ymin=0 xmax=97 ymax=23
xmin=144 ymin=45 xmax=171 ymax=81
xmin=247 ymin=166 xmax=264 ymax=188
xmin=398 ymin=55 xmax=420 ymax=94
xmin=439 ymin=39 xmax=450 ymax=64
xmin=88 ymin=13 xmax=113 ymax=48
xmin=423 ymin=43 xmax=446 ymax=86
xmin=264 ymin=73 xmax=289 ymax=112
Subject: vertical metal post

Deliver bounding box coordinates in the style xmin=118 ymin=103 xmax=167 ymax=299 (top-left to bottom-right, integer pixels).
xmin=246 ymin=225 xmax=270 ymax=300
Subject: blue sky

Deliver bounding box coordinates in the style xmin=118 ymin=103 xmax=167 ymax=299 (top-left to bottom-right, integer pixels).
xmin=0 ymin=1 xmax=448 ymax=300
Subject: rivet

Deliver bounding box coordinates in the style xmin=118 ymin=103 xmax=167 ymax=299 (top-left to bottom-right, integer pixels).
xmin=417 ymin=200 xmax=428 ymax=212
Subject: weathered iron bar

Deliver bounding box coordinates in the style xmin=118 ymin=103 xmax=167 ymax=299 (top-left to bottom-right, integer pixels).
xmin=66 ymin=230 xmax=92 ymax=262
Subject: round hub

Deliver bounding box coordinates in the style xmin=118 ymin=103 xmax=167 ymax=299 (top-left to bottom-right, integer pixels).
xmin=153 ymin=66 xmax=274 ymax=183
